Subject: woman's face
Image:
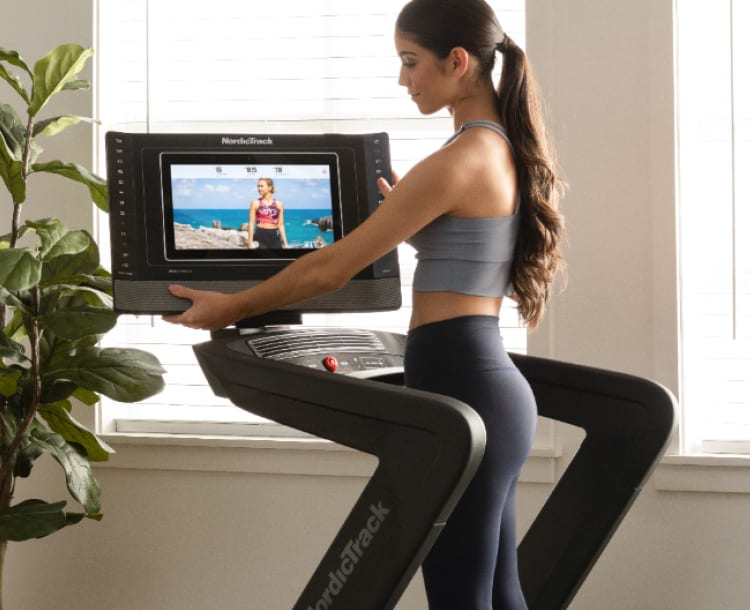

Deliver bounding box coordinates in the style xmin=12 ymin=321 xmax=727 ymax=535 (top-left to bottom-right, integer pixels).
xmin=395 ymin=32 xmax=453 ymax=115
xmin=257 ymin=180 xmax=272 ymax=197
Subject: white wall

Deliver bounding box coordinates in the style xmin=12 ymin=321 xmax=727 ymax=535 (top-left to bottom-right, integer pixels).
xmin=0 ymin=0 xmax=95 ymax=235
xmin=4 ymin=1 xmax=750 ymax=609
xmin=526 ymin=0 xmax=679 ymax=392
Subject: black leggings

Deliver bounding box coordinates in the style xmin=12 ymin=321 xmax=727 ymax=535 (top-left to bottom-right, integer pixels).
xmin=404 ymin=316 xmax=536 ymax=610
xmin=253 ymin=227 xmax=282 ymax=248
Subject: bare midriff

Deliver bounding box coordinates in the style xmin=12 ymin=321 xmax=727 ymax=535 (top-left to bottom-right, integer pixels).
xmin=409 ymin=291 xmax=503 ymax=330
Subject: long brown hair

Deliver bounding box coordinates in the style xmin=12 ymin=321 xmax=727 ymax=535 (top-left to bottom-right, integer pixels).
xmin=396 ymin=0 xmax=565 ymax=330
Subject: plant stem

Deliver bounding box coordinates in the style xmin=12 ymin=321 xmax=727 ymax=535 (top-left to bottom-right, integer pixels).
xmin=9 ymin=117 xmax=33 ymax=249
xmin=9 ymin=206 xmax=22 ymax=250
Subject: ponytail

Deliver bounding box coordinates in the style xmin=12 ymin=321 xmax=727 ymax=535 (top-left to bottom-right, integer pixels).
xmin=496 ymin=36 xmax=566 ymax=330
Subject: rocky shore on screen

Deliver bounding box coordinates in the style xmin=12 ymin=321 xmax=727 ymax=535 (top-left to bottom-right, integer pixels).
xmin=173 ymin=222 xmax=249 ymax=249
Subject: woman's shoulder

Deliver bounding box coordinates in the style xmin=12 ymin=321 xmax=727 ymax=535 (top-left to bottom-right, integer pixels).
xmin=438 ymin=127 xmax=512 ymax=175
xmin=410 ymin=142 xmax=474 ymax=190
xmin=453 ymin=123 xmax=513 ymax=154
xmin=437 ymin=124 xmax=518 ymax=216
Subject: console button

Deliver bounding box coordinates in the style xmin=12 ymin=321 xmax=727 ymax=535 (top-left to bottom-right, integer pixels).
xmin=322 ymin=356 xmax=339 ymax=372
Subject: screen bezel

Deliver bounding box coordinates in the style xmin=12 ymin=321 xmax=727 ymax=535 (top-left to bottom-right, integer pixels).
xmin=160 ymin=151 xmax=343 ymax=261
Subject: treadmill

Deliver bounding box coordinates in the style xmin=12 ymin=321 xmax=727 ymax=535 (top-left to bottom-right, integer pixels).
xmin=194 ymin=325 xmax=675 ymax=610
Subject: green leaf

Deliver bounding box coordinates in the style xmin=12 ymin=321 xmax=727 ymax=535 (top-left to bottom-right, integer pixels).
xmin=73 ymin=271 xmax=113 ymax=295
xmin=33 ymin=115 xmax=93 ymax=138
xmin=36 ymin=223 xmax=90 ymax=262
xmin=38 ymin=229 xmax=101 ymax=282
xmin=0 ymin=331 xmax=26 ymax=360
xmin=0 ymin=404 xmax=20 ymax=451
xmin=24 ymin=218 xmax=69 ymax=257
xmin=0 ymin=48 xmax=32 ymax=103
xmin=30 ymin=160 xmax=108 ymax=211
xmin=29 ymin=426 xmax=101 ymax=512
xmin=44 ymin=346 xmax=165 ymax=403
xmin=28 ymin=44 xmax=93 ymax=117
xmin=3 ymin=307 xmax=30 ymax=343
xmin=72 ymin=386 xmax=100 ymax=406
xmin=43 ymin=283 xmax=113 ymax=307
xmin=3 ymin=222 xmax=33 ymax=244
xmin=0 ymin=286 xmax=30 ymax=312
xmin=45 ymin=268 xmax=114 ymax=294
xmin=0 ymin=103 xmax=26 ymax=160
xmin=40 ymin=380 xmax=77 ymax=405
xmin=0 ymin=105 xmax=29 ymax=200
xmin=39 ymin=333 xmax=98 ymax=380
xmin=38 ymin=400 xmax=113 ymax=462
xmin=0 ymin=144 xmax=26 ymax=204
xmin=62 ymin=79 xmax=91 ymax=93
xmin=0 ymin=104 xmax=44 ymax=171
xmin=14 ymin=440 xmax=44 ymax=478
xmin=0 ymin=499 xmax=68 ymax=541
xmin=0 ymin=48 xmax=33 ymax=75
xmin=0 ymin=65 xmax=29 ymax=102
xmin=40 ymin=332 xmax=98 ymax=363
xmin=44 ymin=230 xmax=93 ymax=262
xmin=40 ymin=289 xmax=117 ymax=340
xmin=0 ymin=104 xmax=43 ymax=168
xmin=0 ymin=248 xmax=42 ymax=291
xmin=0 ymin=366 xmax=22 ymax=397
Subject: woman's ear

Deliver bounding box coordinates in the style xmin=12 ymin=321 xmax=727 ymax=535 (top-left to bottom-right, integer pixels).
xmin=448 ymin=46 xmax=471 ymax=78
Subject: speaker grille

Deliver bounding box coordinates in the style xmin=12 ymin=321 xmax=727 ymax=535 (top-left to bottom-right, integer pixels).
xmin=113 ymin=277 xmax=402 ymax=314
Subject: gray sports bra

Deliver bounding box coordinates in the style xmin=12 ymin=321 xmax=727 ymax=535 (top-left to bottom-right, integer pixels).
xmin=407 ymin=120 xmax=519 ymax=298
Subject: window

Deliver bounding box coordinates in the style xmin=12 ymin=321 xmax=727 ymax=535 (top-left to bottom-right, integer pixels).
xmin=95 ymin=0 xmax=528 ymax=434
xmin=676 ymin=0 xmax=750 ymax=454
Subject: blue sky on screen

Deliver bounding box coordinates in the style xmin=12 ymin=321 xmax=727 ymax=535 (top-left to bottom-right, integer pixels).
xmin=172 ymin=176 xmax=333 ymax=210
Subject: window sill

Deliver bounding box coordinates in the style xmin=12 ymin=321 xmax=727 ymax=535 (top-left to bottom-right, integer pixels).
xmin=101 ymin=432 xmax=750 ymax=494
xmin=653 ymin=453 xmax=750 ymax=494
xmin=97 ymin=432 xmax=561 ymax=483
xmin=97 ymin=432 xmax=378 ymax=478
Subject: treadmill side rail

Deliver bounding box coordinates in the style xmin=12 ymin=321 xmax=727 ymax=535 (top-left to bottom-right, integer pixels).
xmin=194 ymin=333 xmax=487 ymax=610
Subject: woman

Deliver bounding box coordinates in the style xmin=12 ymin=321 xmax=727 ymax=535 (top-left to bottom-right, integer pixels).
xmin=165 ymin=1 xmax=564 ymax=607
xmin=248 ymin=177 xmax=289 ymax=249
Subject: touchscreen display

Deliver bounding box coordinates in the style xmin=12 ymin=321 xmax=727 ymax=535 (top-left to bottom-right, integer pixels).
xmin=161 ymin=152 xmax=341 ymax=260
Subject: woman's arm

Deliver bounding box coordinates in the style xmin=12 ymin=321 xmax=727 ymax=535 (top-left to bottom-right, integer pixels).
xmin=164 ymin=150 xmax=469 ymax=330
xmin=247 ymin=200 xmax=258 ymax=249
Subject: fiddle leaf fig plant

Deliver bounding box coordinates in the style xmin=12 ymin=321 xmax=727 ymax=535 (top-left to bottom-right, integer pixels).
xmin=0 ymin=43 xmax=166 ymax=603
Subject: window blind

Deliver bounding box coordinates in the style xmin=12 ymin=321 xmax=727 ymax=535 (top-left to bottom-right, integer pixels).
xmin=94 ymin=0 xmax=528 ymax=432
xmin=676 ymin=0 xmax=750 ymax=453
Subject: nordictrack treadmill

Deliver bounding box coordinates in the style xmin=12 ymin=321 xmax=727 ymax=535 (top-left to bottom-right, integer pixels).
xmin=512 ymin=354 xmax=676 ymax=610
xmin=194 ymin=327 xmax=675 ymax=610
xmin=194 ymin=327 xmax=486 ymax=610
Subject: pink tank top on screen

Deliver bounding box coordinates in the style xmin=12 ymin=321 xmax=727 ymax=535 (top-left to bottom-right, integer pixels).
xmin=255 ymin=199 xmax=280 ymax=226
